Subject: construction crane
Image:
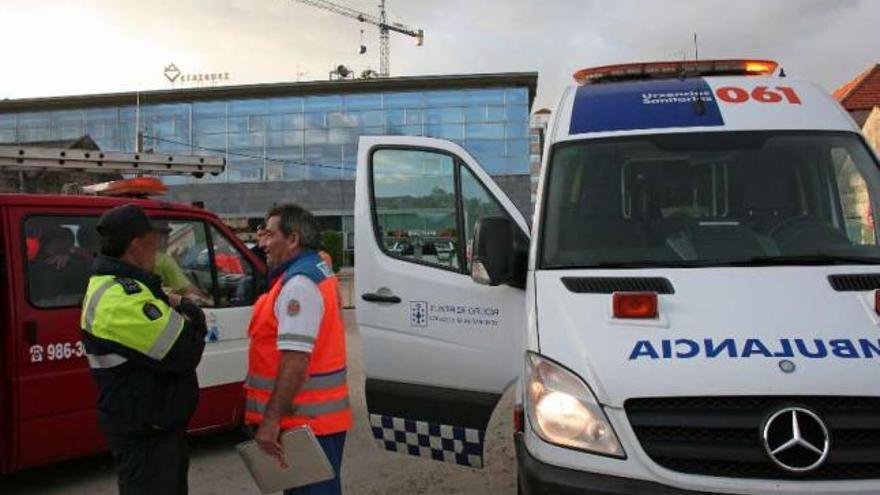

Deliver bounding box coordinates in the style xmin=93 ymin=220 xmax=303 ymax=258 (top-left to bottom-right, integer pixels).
xmin=291 ymin=0 xmax=424 ymax=78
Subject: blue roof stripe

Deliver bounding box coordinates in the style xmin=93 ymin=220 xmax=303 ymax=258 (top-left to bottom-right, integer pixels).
xmin=569 ymin=78 xmax=725 ymax=134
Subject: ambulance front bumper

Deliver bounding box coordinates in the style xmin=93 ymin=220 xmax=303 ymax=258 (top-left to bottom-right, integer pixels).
xmin=515 ymin=433 xmax=726 ymax=495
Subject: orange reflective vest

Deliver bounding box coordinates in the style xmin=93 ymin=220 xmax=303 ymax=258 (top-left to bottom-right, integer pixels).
xmin=244 ymin=250 xmax=352 ymax=435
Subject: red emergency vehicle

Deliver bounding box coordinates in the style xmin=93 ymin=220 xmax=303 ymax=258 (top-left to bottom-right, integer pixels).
xmin=0 ymin=146 xmax=265 ymax=472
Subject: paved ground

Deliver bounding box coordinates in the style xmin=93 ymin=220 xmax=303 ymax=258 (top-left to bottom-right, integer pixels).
xmin=0 ymin=310 xmax=517 ymax=494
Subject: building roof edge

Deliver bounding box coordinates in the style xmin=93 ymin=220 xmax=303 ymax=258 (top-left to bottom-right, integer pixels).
xmin=0 ymin=72 xmax=540 ymax=112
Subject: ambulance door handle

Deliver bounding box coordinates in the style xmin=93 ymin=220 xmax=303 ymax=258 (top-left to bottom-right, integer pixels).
xmin=24 ymin=320 xmax=37 ymax=346
xmin=361 ymin=291 xmax=401 ymax=304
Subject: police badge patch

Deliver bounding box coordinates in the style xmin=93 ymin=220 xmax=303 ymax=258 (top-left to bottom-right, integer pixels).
xmin=143 ymin=303 xmax=163 ymax=321
xmin=287 ymin=299 xmax=301 ymax=316
xmin=116 ymin=277 xmax=142 ymax=295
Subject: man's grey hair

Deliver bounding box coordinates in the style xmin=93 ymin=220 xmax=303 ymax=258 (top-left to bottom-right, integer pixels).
xmin=266 ymin=203 xmax=321 ymax=249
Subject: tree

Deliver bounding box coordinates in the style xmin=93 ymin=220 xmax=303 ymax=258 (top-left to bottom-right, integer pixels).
xmin=320 ymin=231 xmax=344 ymax=273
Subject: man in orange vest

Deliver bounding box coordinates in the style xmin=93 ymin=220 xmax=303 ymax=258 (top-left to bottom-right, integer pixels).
xmin=245 ymin=204 xmax=352 ymax=495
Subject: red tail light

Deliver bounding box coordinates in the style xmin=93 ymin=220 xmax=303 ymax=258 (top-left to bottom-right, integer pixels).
xmin=613 ymin=292 xmax=659 ymax=319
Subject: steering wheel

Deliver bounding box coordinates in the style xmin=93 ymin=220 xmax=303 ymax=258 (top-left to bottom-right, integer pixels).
xmin=768 ymin=215 xmax=850 ymax=248
xmin=767 ymin=215 xmax=815 ymax=237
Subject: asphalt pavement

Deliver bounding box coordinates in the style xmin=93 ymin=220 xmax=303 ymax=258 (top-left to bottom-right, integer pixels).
xmin=0 ymin=310 xmax=517 ymax=495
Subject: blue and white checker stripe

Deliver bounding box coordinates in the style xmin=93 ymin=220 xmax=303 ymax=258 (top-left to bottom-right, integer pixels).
xmin=369 ymin=413 xmax=485 ymax=468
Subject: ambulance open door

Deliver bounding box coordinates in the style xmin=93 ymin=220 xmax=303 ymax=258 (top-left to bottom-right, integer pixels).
xmin=355 ymin=136 xmax=529 ymax=468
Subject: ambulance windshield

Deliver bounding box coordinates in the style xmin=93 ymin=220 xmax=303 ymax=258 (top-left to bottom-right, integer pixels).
xmin=540 ymin=131 xmax=880 ymax=268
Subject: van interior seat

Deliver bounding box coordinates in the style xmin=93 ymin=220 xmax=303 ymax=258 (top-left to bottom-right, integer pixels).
xmin=569 ymin=177 xmax=648 ymax=252
xmin=567 ymin=220 xmax=646 ymax=251
xmin=739 ymin=149 xmax=803 ymax=234
xmin=647 ymin=216 xmax=689 ymax=247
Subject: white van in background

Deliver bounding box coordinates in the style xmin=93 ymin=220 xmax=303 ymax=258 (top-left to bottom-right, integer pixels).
xmin=355 ymin=59 xmax=880 ymax=494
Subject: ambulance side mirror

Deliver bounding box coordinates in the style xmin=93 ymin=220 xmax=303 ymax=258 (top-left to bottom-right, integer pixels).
xmin=471 ymin=216 xmax=527 ymax=289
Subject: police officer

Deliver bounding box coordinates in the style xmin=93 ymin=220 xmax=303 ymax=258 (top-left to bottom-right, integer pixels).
xmin=80 ymin=204 xmax=207 ymax=495
xmin=245 ymin=204 xmax=352 ymax=495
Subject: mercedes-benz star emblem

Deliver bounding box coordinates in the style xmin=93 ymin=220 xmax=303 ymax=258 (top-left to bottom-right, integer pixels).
xmin=762 ymin=407 xmax=830 ymax=473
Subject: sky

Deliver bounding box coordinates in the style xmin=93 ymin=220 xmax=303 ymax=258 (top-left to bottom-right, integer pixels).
xmin=2 ymin=0 xmax=878 ymax=110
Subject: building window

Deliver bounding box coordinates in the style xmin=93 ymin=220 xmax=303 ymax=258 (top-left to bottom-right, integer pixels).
xmin=0 ymin=83 xmax=534 ymax=188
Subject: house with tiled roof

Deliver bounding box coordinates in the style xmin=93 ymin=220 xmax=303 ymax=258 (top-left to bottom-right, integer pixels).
xmin=834 ymin=64 xmax=880 ymax=126
xmin=834 ymin=64 xmax=880 ymax=152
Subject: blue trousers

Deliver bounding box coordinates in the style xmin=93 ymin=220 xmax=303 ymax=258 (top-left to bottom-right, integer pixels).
xmin=284 ymin=432 xmax=346 ymax=495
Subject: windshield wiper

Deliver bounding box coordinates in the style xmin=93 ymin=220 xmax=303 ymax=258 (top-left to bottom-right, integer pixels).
xmin=717 ymin=254 xmax=880 ymax=267
xmin=546 ymin=260 xmax=701 ymax=269
xmin=545 ymin=255 xmax=880 ymax=270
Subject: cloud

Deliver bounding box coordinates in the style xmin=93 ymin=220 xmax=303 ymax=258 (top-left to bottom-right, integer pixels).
xmin=1 ymin=0 xmax=877 ymax=110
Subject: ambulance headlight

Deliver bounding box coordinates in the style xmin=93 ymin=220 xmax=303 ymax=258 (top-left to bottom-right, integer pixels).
xmin=525 ymin=352 xmax=624 ymax=457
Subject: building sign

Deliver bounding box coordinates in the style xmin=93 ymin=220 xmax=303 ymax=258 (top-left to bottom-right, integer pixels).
xmin=164 ymin=63 xmax=182 ymax=83
xmin=179 ymin=72 xmax=230 ymax=83
xmin=164 ymin=63 xmax=230 ymax=85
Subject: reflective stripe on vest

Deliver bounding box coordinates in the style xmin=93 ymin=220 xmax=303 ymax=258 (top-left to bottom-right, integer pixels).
xmin=245 ymin=396 xmax=351 ymax=417
xmin=245 ymin=368 xmax=348 ymax=392
xmin=145 ymin=310 xmax=185 ymax=360
xmin=82 ymin=279 xmax=118 ymax=332
xmin=278 ymin=334 xmax=315 ymax=346
xmin=86 ymin=352 xmax=129 ymax=369
xmin=81 ymin=275 xmax=184 ymax=360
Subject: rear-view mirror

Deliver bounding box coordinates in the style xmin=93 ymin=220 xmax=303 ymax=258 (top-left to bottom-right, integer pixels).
xmin=471 ymin=216 xmax=527 ymax=288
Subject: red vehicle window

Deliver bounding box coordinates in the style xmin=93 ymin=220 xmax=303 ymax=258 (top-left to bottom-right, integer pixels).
xmin=208 ymin=224 xmax=257 ymax=307
xmin=23 ymin=216 xmax=98 ymax=308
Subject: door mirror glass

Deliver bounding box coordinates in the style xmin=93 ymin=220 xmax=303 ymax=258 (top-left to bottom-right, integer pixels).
xmin=472 ymin=216 xmax=527 ymax=288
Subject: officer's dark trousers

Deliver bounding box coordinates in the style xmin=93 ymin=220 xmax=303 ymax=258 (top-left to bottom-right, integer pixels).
xmin=105 ymin=428 xmax=189 ymax=495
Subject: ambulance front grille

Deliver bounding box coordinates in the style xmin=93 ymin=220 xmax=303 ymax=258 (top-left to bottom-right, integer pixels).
xmin=560 ymin=277 xmax=675 ymax=294
xmin=828 ymin=273 xmax=880 ymax=291
xmin=626 ymin=396 xmax=880 ymax=480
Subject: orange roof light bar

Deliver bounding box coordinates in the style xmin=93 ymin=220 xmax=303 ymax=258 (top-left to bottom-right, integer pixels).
xmin=573 ymin=59 xmax=779 ymax=85
xmin=744 ymin=61 xmax=777 ymax=74
xmin=82 ymin=177 xmax=168 ymax=197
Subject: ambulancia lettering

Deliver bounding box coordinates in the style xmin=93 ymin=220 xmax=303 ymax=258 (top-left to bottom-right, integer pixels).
xmin=629 ymin=338 xmax=880 ymax=360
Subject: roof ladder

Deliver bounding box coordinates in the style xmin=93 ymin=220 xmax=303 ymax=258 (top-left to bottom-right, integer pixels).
xmin=0 ymin=145 xmax=225 ymax=177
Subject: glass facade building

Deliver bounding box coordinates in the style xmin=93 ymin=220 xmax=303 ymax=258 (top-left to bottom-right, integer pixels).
xmin=0 ymin=74 xmax=537 ymax=266
xmin=0 ymin=83 xmax=532 ymax=185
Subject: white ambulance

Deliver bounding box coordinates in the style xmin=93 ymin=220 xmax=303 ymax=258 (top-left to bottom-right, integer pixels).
xmin=355 ymin=59 xmax=880 ymax=494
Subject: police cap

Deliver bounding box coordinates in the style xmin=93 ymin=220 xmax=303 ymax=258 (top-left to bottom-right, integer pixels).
xmin=97 ymin=204 xmax=171 ymax=240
